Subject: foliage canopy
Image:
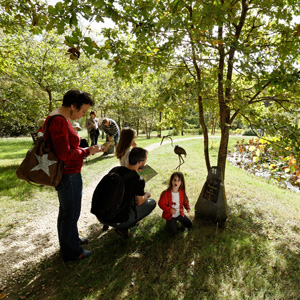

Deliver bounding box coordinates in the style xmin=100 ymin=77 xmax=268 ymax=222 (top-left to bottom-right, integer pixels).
xmin=1 ymin=0 xmax=300 ymax=178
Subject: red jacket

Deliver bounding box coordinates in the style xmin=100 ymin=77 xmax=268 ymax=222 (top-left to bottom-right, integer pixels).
xmin=158 ymin=189 xmax=190 ymax=220
xmin=44 ymin=115 xmax=90 ymax=174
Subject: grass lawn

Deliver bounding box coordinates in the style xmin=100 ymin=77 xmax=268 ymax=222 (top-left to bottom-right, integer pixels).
xmin=1 ymin=134 xmax=300 ymax=299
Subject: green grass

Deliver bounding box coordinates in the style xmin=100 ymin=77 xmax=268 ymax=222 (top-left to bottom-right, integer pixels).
xmin=1 ymin=135 xmax=300 ymax=299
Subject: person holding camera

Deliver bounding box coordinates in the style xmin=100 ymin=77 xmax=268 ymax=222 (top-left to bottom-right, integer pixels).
xmin=44 ymin=90 xmax=102 ymax=261
xmin=86 ymin=110 xmax=100 ymax=146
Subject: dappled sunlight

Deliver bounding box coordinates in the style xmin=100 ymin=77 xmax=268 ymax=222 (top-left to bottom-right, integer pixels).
xmin=2 ymin=137 xmax=300 ymax=299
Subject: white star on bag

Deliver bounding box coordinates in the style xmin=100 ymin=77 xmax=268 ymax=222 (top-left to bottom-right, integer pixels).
xmin=30 ymin=153 xmax=57 ymax=177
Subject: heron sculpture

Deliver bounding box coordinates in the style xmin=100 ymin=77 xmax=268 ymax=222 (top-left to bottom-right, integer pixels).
xmin=160 ymin=135 xmax=187 ymax=170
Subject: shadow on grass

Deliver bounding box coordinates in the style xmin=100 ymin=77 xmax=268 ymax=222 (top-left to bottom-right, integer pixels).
xmin=86 ymin=153 xmax=116 ymax=165
xmin=4 ymin=205 xmax=300 ymax=300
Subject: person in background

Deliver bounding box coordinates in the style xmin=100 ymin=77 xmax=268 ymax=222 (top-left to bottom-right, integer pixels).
xmin=44 ymin=89 xmax=102 ymax=262
xmin=73 ymin=122 xmax=89 ymax=148
xmin=101 ymin=118 xmax=120 ymax=146
xmin=158 ymin=172 xmax=193 ymax=234
xmin=86 ymin=110 xmax=100 ymax=146
xmin=36 ymin=118 xmax=45 ymax=137
xmin=115 ymin=127 xmax=137 ymax=167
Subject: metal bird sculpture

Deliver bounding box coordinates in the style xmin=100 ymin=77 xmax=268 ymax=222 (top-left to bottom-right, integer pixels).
xmin=160 ymin=135 xmax=187 ymax=170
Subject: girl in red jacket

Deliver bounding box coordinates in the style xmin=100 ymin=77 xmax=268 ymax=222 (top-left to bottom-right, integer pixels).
xmin=158 ymin=172 xmax=193 ymax=234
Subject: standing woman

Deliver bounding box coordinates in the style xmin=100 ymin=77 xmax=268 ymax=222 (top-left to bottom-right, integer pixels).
xmin=86 ymin=110 xmax=100 ymax=146
xmin=44 ymin=89 xmax=101 ymax=261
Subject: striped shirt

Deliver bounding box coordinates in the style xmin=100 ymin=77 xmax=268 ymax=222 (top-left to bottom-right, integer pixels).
xmin=101 ymin=119 xmax=119 ymax=138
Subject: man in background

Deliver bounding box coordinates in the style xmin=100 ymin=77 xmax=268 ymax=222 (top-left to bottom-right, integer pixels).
xmin=101 ymin=118 xmax=120 ymax=146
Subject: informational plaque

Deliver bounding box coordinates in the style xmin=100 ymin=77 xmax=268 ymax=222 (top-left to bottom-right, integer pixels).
xmin=195 ymin=166 xmax=227 ymax=227
xmin=202 ymin=177 xmax=221 ymax=203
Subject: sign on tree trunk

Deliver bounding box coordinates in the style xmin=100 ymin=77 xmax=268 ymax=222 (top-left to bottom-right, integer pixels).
xmin=195 ymin=166 xmax=227 ymax=227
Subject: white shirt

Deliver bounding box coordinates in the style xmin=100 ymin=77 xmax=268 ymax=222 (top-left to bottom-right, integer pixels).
xmin=172 ymin=192 xmax=180 ymax=218
xmin=119 ymin=148 xmax=131 ymax=167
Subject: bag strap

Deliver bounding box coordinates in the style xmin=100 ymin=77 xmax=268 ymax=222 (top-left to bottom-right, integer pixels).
xmin=120 ymin=171 xmax=139 ymax=219
xmin=121 ymin=171 xmax=137 ymax=182
xmin=43 ymin=114 xmax=67 ymax=149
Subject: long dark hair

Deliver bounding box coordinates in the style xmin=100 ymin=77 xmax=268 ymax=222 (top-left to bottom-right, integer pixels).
xmin=168 ymin=172 xmax=186 ymax=193
xmin=115 ymin=127 xmax=137 ymax=159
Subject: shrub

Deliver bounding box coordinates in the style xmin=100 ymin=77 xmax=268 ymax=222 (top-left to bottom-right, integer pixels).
xmin=243 ymin=129 xmax=256 ymax=136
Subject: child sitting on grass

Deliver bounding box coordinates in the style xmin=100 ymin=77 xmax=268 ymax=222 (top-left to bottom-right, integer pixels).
xmin=158 ymin=172 xmax=193 ymax=234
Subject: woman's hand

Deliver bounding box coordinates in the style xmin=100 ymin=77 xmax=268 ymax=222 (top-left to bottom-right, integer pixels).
xmin=145 ymin=191 xmax=151 ymax=199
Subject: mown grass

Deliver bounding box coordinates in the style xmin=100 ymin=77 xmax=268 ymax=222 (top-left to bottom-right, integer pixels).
xmin=1 ymin=135 xmax=300 ymax=299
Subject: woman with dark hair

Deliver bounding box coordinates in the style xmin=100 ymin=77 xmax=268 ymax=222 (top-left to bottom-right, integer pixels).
xmin=86 ymin=110 xmax=100 ymax=145
xmin=44 ymin=89 xmax=102 ymax=261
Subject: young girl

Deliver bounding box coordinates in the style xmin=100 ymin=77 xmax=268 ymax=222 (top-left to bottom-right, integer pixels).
xmin=158 ymin=172 xmax=193 ymax=234
xmin=115 ymin=127 xmax=137 ymax=167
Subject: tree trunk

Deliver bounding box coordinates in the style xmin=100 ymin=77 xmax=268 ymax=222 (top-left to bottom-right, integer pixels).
xmin=145 ymin=122 xmax=148 ymax=139
xmin=136 ymin=118 xmax=139 ymax=136
xmin=216 ymin=22 xmax=230 ymax=181
xmin=45 ymin=87 xmax=52 ymax=112
xmin=198 ymin=95 xmax=211 ymax=172
xmin=218 ymin=124 xmax=230 ymax=180
xmin=157 ymin=111 xmax=162 ymax=138
xmin=117 ymin=109 xmax=121 ymax=128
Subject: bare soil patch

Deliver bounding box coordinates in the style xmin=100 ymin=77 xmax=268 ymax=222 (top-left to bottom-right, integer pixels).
xmin=0 ymin=137 xmax=202 ymax=295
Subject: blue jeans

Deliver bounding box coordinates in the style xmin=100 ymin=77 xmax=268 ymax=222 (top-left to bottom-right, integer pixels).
xmin=106 ymin=133 xmax=119 ymax=146
xmin=56 ymin=173 xmax=83 ymax=260
xmin=103 ymin=198 xmax=156 ymax=229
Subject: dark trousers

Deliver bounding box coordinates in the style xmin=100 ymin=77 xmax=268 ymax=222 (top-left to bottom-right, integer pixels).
xmin=166 ymin=214 xmax=193 ymax=234
xmin=90 ymin=129 xmax=99 ymax=145
xmin=101 ymin=199 xmax=156 ymax=229
xmin=56 ymin=173 xmax=83 ymax=260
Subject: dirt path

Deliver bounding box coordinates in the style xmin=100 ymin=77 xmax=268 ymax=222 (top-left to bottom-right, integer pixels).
xmin=0 ymin=137 xmax=203 ymax=286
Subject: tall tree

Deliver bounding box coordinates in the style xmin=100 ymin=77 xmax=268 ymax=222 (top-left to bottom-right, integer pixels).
xmin=1 ymin=0 xmax=300 ymax=179
xmin=91 ymin=0 xmax=300 ymax=179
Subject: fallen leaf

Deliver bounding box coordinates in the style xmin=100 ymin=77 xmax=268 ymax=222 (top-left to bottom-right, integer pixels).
xmin=0 ymin=293 xmax=6 ymax=299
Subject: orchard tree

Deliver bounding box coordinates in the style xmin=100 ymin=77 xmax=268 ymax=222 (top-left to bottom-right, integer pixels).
xmin=0 ymin=27 xmax=113 ymax=136
xmin=2 ymin=0 xmax=300 ymax=178
xmin=0 ymin=30 xmax=91 ymax=112
xmin=102 ymin=1 xmax=300 ymax=179
xmin=27 ymin=0 xmax=298 ymax=178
